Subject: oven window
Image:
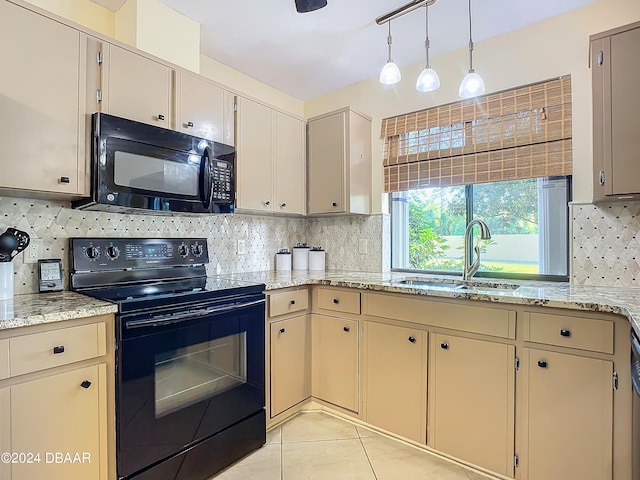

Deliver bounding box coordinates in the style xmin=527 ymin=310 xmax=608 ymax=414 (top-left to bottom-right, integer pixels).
xmin=154 ymin=333 xmax=247 ymax=418
xmin=114 ymin=151 xmax=199 ymax=196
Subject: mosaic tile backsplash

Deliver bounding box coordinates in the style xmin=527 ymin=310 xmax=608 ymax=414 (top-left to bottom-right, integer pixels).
xmin=571 ymin=201 xmax=640 ymax=287
xmin=0 ymin=197 xmax=388 ymax=294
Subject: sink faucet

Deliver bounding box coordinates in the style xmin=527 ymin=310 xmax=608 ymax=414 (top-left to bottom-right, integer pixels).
xmin=463 ymin=219 xmax=491 ymax=282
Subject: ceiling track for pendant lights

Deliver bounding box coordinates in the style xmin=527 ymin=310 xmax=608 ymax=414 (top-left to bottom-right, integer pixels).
xmin=375 ymin=0 xmax=437 ymax=26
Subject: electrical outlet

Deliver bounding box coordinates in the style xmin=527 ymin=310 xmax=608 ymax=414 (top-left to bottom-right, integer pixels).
xmin=358 ymin=238 xmax=368 ymax=255
xmin=24 ymin=239 xmax=42 ymax=264
xmin=237 ymin=239 xmax=246 ymax=255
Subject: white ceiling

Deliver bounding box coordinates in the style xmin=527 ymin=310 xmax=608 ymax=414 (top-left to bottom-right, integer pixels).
xmin=92 ymin=0 xmax=596 ymax=100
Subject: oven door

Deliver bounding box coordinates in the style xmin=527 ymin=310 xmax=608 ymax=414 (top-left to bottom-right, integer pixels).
xmin=116 ymin=293 xmax=265 ymax=479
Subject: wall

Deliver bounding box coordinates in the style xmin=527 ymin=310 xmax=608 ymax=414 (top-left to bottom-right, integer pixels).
xmin=0 ymin=198 xmax=386 ymax=295
xmin=304 ymin=0 xmax=640 ymax=212
xmin=23 ymin=0 xmax=114 ymax=36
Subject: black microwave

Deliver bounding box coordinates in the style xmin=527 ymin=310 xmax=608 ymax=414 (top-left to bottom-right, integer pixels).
xmin=73 ymin=113 xmax=235 ymax=214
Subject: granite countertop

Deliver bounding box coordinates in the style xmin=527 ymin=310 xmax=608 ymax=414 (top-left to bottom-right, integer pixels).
xmin=214 ymin=270 xmax=640 ymax=336
xmin=0 ymin=291 xmax=118 ymax=331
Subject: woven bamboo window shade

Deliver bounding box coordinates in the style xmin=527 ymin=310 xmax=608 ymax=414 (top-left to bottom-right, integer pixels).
xmin=382 ymin=76 xmax=572 ymax=193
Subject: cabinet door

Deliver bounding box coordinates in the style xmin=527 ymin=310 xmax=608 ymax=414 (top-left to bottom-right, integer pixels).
xmin=308 ymin=112 xmax=346 ymax=214
xmin=429 ymin=334 xmax=515 ymax=477
xmin=365 ymin=322 xmax=427 ymax=443
xmin=526 ymin=349 xmax=612 ymax=480
xmin=0 ymin=387 xmax=9 ymax=480
xmin=236 ymin=97 xmax=273 ymax=212
xmin=11 ymin=364 xmax=107 ymax=480
xmin=316 ymin=315 xmax=359 ymax=412
xmin=0 ymin=1 xmax=81 ymax=194
xmin=177 ymin=72 xmax=224 ymax=143
xmin=105 ymin=44 xmax=171 ymax=128
xmin=270 ymin=315 xmax=311 ymax=417
xmin=274 ymin=112 xmax=305 ymax=215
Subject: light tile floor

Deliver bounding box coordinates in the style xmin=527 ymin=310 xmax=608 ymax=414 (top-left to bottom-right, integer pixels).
xmin=212 ymin=412 xmax=493 ymax=480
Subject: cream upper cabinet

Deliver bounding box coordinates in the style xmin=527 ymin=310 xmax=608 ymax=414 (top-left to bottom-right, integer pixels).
xmin=0 ymin=1 xmax=83 ymax=195
xmin=313 ymin=314 xmax=359 ymax=412
xmin=236 ymin=97 xmax=305 ymax=215
xmin=236 ymin=97 xmax=273 ymax=212
xmin=364 ymin=321 xmax=427 ymax=443
xmin=429 ymin=333 xmax=515 ymax=477
xmin=100 ymin=43 xmax=172 ymax=128
xmin=307 ymin=108 xmax=372 ymax=215
xmin=591 ymin=21 xmax=640 ymax=201
xmin=176 ymin=71 xmax=234 ymax=145
xmin=522 ymin=349 xmax=612 ymax=480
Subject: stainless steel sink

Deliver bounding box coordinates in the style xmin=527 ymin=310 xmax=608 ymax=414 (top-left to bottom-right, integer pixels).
xmin=392 ymin=277 xmax=519 ymax=293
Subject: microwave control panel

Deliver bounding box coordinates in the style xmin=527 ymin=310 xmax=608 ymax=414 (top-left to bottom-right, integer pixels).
xmin=211 ymin=160 xmax=233 ymax=203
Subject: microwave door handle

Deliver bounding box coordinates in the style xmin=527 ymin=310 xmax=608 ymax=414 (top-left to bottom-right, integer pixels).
xmin=202 ymin=151 xmax=212 ymax=209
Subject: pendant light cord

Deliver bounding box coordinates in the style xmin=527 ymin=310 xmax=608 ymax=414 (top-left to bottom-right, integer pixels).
xmin=425 ymin=5 xmax=430 ymax=68
xmin=468 ymin=0 xmax=474 ymax=72
xmin=387 ymin=21 xmax=393 ymax=62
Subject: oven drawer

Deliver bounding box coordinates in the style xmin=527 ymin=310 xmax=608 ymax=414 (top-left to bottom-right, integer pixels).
xmin=269 ymin=289 xmax=309 ymax=318
xmin=10 ymin=323 xmax=107 ymax=376
xmin=524 ymin=312 xmax=614 ymax=354
xmin=316 ymin=288 xmax=361 ymax=315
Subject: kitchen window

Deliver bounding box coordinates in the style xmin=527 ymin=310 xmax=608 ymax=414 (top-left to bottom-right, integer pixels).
xmin=384 ymin=76 xmax=572 ymax=281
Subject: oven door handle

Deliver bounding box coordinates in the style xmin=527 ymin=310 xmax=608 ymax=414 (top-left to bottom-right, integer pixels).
xmin=124 ymin=298 xmax=265 ymax=329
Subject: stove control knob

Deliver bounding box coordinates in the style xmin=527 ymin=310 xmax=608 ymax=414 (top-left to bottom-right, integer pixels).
xmin=178 ymin=244 xmax=189 ymax=258
xmin=191 ymin=244 xmax=204 ymax=257
xmin=85 ymin=246 xmax=101 ymax=260
xmin=105 ymin=246 xmax=120 ymax=260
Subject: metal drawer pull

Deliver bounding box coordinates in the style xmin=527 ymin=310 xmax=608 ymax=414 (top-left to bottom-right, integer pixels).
xmin=290 ymin=300 xmax=296 ymax=305
xmin=440 ymin=342 xmax=449 ymax=350
xmin=332 ymin=202 xmax=338 ymax=207
xmin=158 ymin=114 xmax=165 ymax=121
xmin=59 ymin=176 xmax=70 ymax=184
xmin=333 ymin=298 xmax=340 ymax=304
xmin=538 ymin=360 xmax=548 ymax=368
xmin=265 ymin=201 xmax=271 ymax=206
xmin=186 ymin=121 xmax=194 ymax=128
xmin=80 ymin=380 xmax=92 ymax=389
xmin=281 ymin=203 xmax=287 ymax=208
xmin=53 ymin=345 xmax=65 ymax=355
xmin=343 ymin=326 xmax=350 ymax=332
xmin=279 ymin=328 xmax=285 ymax=334
xmin=408 ymin=336 xmax=416 ymax=343
xmin=560 ymin=329 xmax=571 ymax=337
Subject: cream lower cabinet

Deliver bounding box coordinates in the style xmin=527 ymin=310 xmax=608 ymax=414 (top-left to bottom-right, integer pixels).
xmin=364 ymin=321 xmax=427 ymax=443
xmin=10 ymin=364 xmax=107 ymax=480
xmin=314 ymin=314 xmax=359 ymax=412
xmin=429 ymin=334 xmax=515 ymax=477
xmin=522 ymin=350 xmax=612 ymax=480
xmin=0 ymin=0 xmax=83 ymax=195
xmin=270 ymin=315 xmax=311 ymax=417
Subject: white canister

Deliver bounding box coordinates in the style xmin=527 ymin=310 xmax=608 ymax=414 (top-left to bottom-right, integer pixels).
xmin=292 ymin=243 xmax=310 ymax=270
xmin=0 ymin=262 xmax=14 ymax=301
xmin=308 ymin=247 xmax=326 ymax=271
xmin=275 ymin=249 xmax=292 ymax=271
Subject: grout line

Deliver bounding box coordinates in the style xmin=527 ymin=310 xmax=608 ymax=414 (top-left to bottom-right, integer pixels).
xmin=359 ymin=435 xmax=378 ymax=480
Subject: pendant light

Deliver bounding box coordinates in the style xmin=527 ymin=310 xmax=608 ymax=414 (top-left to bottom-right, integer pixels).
xmin=379 ymin=21 xmax=401 ymax=85
xmin=416 ymin=4 xmax=440 ymax=92
xmin=458 ymin=0 xmax=485 ymax=98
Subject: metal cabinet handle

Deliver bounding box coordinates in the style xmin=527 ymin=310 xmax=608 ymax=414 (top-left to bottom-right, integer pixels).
xmin=333 ymin=298 xmax=340 ymax=304
xmin=53 ymin=345 xmax=65 ymax=355
xmin=186 ymin=121 xmax=194 ymax=128
xmin=343 ymin=326 xmax=350 ymax=332
xmin=279 ymin=328 xmax=286 ymax=334
xmin=265 ymin=201 xmax=271 ymax=206
xmin=560 ymin=329 xmax=571 ymax=337
xmin=281 ymin=203 xmax=287 ymax=208
xmin=332 ymin=202 xmax=338 ymax=207
xmin=408 ymin=336 xmax=416 ymax=343
xmin=59 ymin=176 xmax=70 ymax=184
xmin=538 ymin=360 xmax=548 ymax=368
xmin=290 ymin=300 xmax=296 ymax=305
xmin=80 ymin=380 xmax=92 ymax=389
xmin=440 ymin=342 xmax=449 ymax=350
xmin=158 ymin=114 xmax=165 ymax=121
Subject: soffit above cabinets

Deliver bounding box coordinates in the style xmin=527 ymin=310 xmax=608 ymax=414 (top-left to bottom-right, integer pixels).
xmin=90 ymin=0 xmax=126 ymax=11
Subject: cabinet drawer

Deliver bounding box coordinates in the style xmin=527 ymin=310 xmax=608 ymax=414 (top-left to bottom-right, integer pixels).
xmin=316 ymin=288 xmax=361 ymax=315
xmin=525 ymin=312 xmax=614 ymax=354
xmin=10 ymin=323 xmax=106 ymax=376
xmin=269 ymin=289 xmax=309 ymax=318
xmin=0 ymin=339 xmax=8 ymax=380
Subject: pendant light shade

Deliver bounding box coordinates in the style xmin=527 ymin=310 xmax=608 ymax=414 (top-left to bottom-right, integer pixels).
xmin=416 ymin=4 xmax=439 ymax=92
xmin=380 ymin=22 xmax=401 ymax=85
xmin=458 ymin=0 xmax=485 ymax=98
xmin=295 ymin=0 xmax=327 ymax=13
